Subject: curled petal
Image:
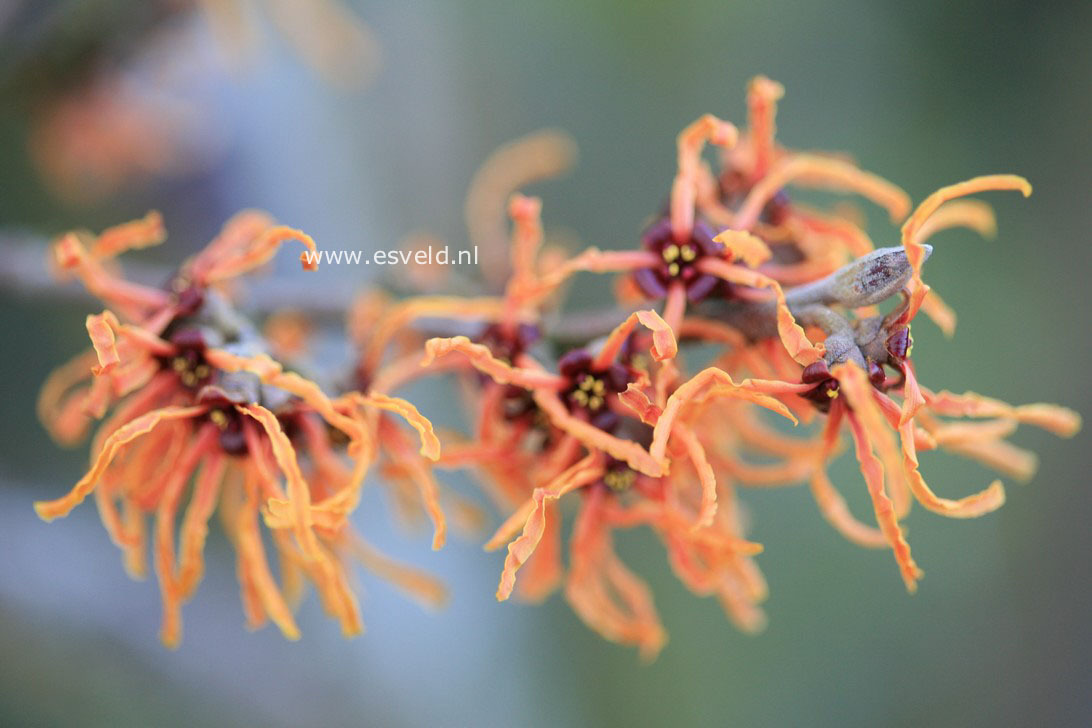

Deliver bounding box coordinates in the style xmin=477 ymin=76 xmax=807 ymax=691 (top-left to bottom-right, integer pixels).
xmin=177 ymin=451 xmax=227 ymax=598
xmin=53 ymin=233 xmax=171 ymax=315
xmin=505 ymin=193 xmax=544 ymax=295
xmin=698 ymin=257 xmax=823 ymax=365
xmin=496 ymin=453 xmax=604 ymax=601
xmin=421 ymin=336 xmax=565 ymax=390
xmin=592 ymin=309 xmax=677 ymax=369
xmin=200 ymin=225 xmax=319 ymax=283
xmin=940 ymin=437 xmax=1039 ymax=482
xmin=913 ymin=199 xmax=996 ymax=244
xmin=807 ymin=403 xmax=887 ymax=547
xmin=378 ymin=416 xmax=447 ymax=550
xmin=91 ymin=211 xmax=165 ymax=258
xmin=38 ymin=349 xmax=98 ymax=444
xmin=34 ymin=405 xmax=206 ymax=521
xmin=674 ymin=425 xmax=718 ymax=530
xmin=618 ymin=384 xmax=661 ymax=425
xmin=899 ymin=363 xmax=926 ymax=426
xmin=565 ymin=488 xmax=667 ymax=660
xmin=746 ymin=75 xmax=784 ymax=179
xmin=533 ymin=388 xmax=661 ymax=477
xmin=154 ymin=425 xmax=218 ymax=648
xmin=673 ymin=114 xmax=738 ymax=239
xmin=237 ymin=403 xmax=321 ymax=558
xmin=836 ymin=363 xmax=923 ymax=592
xmin=898 ymin=419 xmax=1005 ymax=518
xmin=650 ymin=367 xmax=797 ymax=467
xmin=86 ymin=311 xmax=121 ymax=374
xmin=352 ymin=392 xmax=440 ymax=460
xmin=901 ymin=175 xmax=1031 ymax=321
xmin=233 ymin=467 xmax=301 ymax=639
xmin=535 ymin=248 xmax=661 ymax=297
xmin=358 ymin=296 xmax=511 ymax=374
xmin=735 ymin=154 xmax=911 ymax=231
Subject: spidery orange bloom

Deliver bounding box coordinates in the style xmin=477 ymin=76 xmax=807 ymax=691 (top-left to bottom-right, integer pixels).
xmin=36 ymin=212 xmax=443 ymax=645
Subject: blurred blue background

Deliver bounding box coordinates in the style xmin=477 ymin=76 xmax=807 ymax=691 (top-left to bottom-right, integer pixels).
xmin=0 ymin=1 xmax=1089 ymax=726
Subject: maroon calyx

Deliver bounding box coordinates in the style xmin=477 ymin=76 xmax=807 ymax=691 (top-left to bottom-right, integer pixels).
xmin=159 ymin=327 xmax=214 ymax=390
xmin=799 ymin=359 xmax=840 ymax=413
xmin=632 ymin=217 xmax=724 ymax=303
xmin=557 ymin=349 xmax=633 ymax=432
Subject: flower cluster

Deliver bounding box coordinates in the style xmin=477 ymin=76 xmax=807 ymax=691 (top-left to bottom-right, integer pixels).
xmin=37 ymin=211 xmax=444 ymax=646
xmin=36 ymin=77 xmax=1079 ymax=657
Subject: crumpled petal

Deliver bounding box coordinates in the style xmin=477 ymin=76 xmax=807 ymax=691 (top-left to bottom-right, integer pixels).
xmin=713 ymin=229 xmax=772 ymax=268
xmin=592 ymin=309 xmax=678 ymax=369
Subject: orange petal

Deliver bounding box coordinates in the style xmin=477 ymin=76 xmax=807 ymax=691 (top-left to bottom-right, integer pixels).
xmin=421 ymin=336 xmax=565 ymax=390
xmin=913 ymin=199 xmax=996 ymax=244
xmin=353 ymin=392 xmax=440 ymax=460
xmin=201 ymin=225 xmax=319 ymax=283
xmin=465 ymin=129 xmax=578 ymax=288
xmin=34 ymin=404 xmax=206 ymax=521
xmin=924 ymin=389 xmax=1081 ymax=437
xmin=85 ymin=311 xmax=121 ymax=374
xmin=899 ymin=363 xmax=927 ymax=426
xmin=177 ymin=450 xmax=228 ymax=598
xmin=344 ymin=531 xmax=449 ymax=609
xmin=713 ymin=229 xmax=772 ymax=268
xmin=618 ymin=384 xmax=662 ymax=425
xmin=234 ymin=467 xmax=301 ymax=639
xmin=698 ymin=257 xmax=823 ymax=365
xmin=672 ymin=114 xmax=739 ymax=239
xmin=91 ymin=211 xmax=166 ymax=258
xmin=746 ymin=75 xmax=784 ymax=179
xmin=901 ymin=175 xmax=1030 ymax=321
xmin=592 ymin=309 xmax=677 ymax=369
xmin=919 ymin=287 xmax=957 ymax=337
xmin=496 ymin=453 xmax=604 ymax=601
xmin=533 ymin=388 xmax=661 ymax=477
xmin=836 ymin=363 xmax=923 ymax=592
xmin=735 ymin=154 xmax=911 ymax=231
xmin=154 ymin=424 xmax=218 ymax=648
xmin=237 ymin=403 xmax=321 ymax=558
xmin=898 ymin=419 xmax=1005 ymax=518
xmin=674 ymin=425 xmax=718 ymax=530
xmin=650 ymin=367 xmax=797 ymax=467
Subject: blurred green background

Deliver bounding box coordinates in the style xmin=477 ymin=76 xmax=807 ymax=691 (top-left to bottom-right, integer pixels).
xmin=0 ymin=1 xmax=1089 ymax=726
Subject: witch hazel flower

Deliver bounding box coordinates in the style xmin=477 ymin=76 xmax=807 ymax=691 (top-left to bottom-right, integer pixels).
xmin=35 ymin=212 xmax=442 ymax=645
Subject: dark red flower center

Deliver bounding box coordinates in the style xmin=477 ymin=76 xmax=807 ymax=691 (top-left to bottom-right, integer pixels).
xmin=632 ymin=217 xmax=724 ymax=303
xmin=159 ymin=328 xmax=213 ymax=390
xmin=557 ymin=349 xmax=633 ymax=432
